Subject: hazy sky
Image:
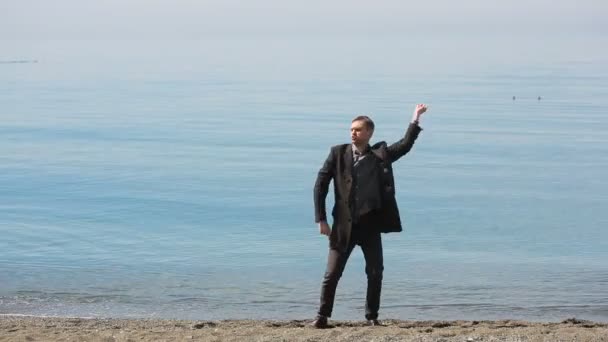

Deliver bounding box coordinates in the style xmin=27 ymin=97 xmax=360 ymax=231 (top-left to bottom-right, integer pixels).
xmin=1 ymin=0 xmax=607 ymax=40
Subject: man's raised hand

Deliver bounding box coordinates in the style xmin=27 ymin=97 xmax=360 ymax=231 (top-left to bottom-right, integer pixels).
xmin=413 ymin=103 xmax=428 ymax=122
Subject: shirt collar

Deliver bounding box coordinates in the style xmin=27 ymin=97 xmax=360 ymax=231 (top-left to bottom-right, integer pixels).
xmin=352 ymin=143 xmax=371 ymax=156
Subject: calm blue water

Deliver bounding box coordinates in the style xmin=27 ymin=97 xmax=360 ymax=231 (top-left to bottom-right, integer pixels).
xmin=1 ymin=38 xmax=608 ymax=322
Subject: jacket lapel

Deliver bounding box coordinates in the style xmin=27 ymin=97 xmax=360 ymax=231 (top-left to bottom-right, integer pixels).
xmin=371 ymin=141 xmax=388 ymax=161
xmin=372 ymin=149 xmax=384 ymax=161
xmin=342 ymin=144 xmax=353 ymax=194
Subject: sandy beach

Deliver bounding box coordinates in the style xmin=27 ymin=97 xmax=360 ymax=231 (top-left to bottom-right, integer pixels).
xmin=1 ymin=316 xmax=606 ymax=341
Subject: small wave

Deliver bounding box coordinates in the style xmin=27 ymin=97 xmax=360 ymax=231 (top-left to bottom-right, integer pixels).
xmin=0 ymin=60 xmax=38 ymax=64
xmin=0 ymin=313 xmax=95 ymax=319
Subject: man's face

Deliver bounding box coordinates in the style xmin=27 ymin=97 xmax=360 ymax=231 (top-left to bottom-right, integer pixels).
xmin=350 ymin=120 xmax=373 ymax=146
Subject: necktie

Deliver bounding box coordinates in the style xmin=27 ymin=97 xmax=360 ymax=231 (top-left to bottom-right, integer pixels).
xmin=354 ymin=150 xmax=362 ymax=165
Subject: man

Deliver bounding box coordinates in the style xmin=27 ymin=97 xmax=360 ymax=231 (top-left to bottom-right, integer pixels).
xmin=312 ymin=104 xmax=428 ymax=328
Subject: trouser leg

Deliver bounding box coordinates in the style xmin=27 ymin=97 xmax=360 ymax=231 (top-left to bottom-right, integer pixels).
xmin=318 ymin=244 xmax=355 ymax=317
xmin=360 ymin=231 xmax=383 ymax=320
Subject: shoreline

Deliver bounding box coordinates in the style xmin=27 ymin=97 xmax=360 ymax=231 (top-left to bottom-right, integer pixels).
xmin=1 ymin=315 xmax=607 ymax=341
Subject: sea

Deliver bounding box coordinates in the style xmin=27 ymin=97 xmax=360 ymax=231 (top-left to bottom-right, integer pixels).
xmin=1 ymin=36 xmax=607 ymax=322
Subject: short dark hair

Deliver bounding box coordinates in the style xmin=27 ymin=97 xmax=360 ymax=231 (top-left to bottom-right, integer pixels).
xmin=351 ymin=115 xmax=375 ymax=131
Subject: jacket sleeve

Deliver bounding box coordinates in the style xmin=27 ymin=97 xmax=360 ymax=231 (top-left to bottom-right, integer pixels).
xmin=313 ymin=147 xmax=336 ymax=223
xmin=386 ymin=122 xmax=423 ymax=163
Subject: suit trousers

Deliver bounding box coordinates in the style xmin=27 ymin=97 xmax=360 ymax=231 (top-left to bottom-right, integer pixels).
xmin=317 ymin=213 xmax=384 ymax=320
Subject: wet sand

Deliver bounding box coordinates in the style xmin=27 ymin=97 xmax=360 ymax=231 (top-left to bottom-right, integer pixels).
xmin=1 ymin=316 xmax=607 ymax=341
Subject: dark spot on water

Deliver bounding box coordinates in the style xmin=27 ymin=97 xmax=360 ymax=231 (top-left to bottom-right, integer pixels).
xmin=65 ymin=318 xmax=84 ymax=325
xmin=562 ymin=317 xmax=593 ymax=325
xmin=192 ymin=321 xmax=216 ymax=329
xmin=432 ymin=322 xmax=452 ymax=328
xmin=265 ymin=320 xmax=306 ymax=328
xmin=492 ymin=321 xmax=528 ymax=328
xmin=561 ymin=318 xmax=601 ymax=328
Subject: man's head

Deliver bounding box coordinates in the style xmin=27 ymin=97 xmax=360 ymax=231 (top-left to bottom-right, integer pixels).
xmin=351 ymin=115 xmax=374 ymax=147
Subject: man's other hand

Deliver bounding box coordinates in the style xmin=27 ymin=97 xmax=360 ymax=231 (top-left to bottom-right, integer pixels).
xmin=319 ymin=221 xmax=331 ymax=236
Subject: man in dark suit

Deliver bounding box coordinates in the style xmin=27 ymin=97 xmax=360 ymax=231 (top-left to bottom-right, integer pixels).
xmin=312 ymin=104 xmax=428 ymax=328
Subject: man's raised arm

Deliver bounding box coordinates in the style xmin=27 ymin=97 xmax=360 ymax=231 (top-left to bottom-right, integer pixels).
xmin=386 ymin=104 xmax=428 ymax=163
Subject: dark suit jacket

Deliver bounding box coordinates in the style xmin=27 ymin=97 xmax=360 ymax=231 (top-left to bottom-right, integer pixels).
xmin=313 ymin=122 xmax=422 ymax=251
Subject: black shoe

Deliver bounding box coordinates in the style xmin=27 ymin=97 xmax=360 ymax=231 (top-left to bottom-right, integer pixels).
xmin=367 ymin=319 xmax=382 ymax=326
xmin=312 ymin=315 xmax=329 ymax=329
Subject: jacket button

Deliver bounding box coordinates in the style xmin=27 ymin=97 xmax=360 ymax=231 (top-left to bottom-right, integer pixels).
xmin=383 ymin=168 xmax=389 ymax=173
